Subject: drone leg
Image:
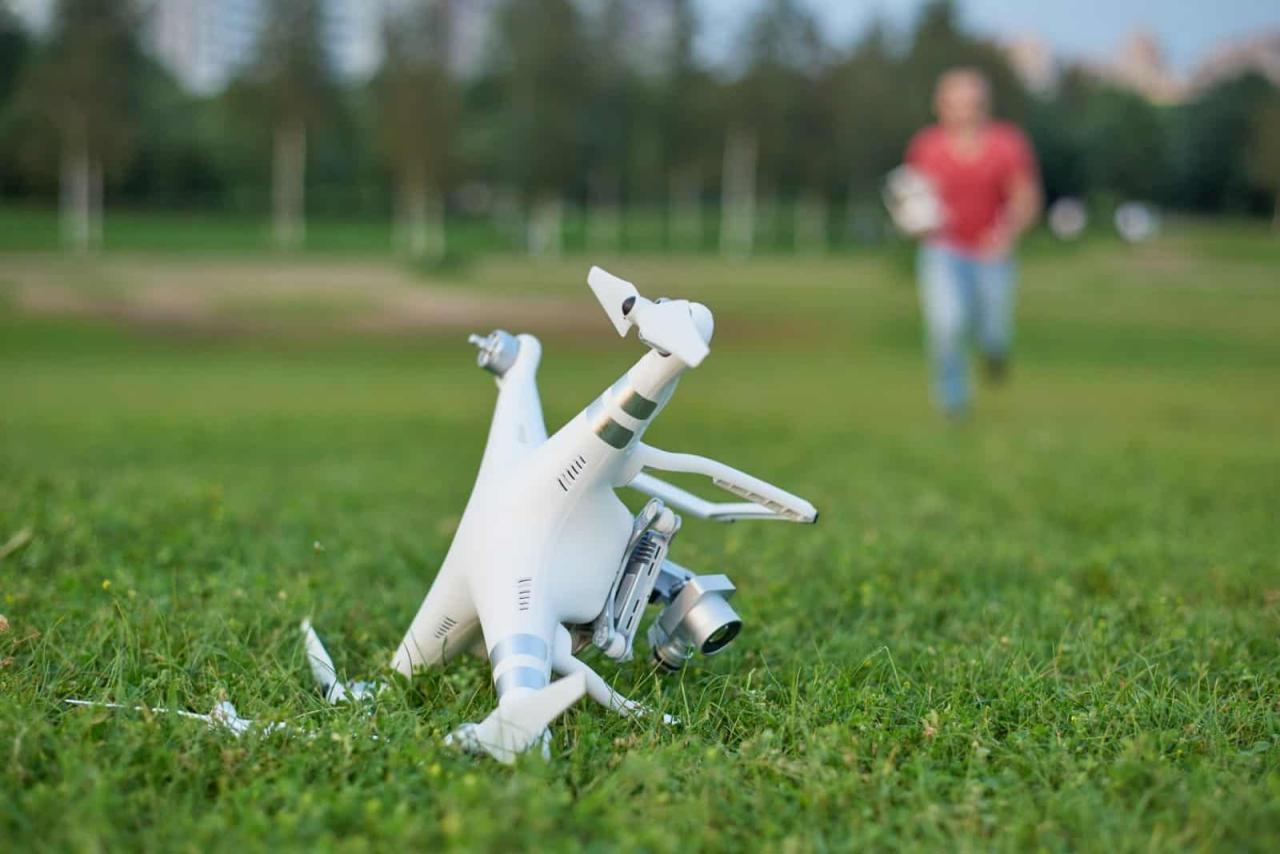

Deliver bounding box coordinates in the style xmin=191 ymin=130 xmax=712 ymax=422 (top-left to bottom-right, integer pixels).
xmin=552 ymin=627 xmax=673 ymax=723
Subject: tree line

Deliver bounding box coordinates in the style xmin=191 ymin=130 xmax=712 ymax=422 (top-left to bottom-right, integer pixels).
xmin=0 ymin=0 xmax=1277 ymax=255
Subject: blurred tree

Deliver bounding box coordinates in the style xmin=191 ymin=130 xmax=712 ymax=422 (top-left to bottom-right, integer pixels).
xmin=1026 ymin=66 xmax=1092 ymax=204
xmin=1173 ymin=73 xmax=1276 ymax=215
xmin=116 ymin=63 xmax=222 ymax=209
xmin=903 ymin=0 xmax=1029 ymax=126
xmin=377 ymin=0 xmax=456 ymax=260
xmin=9 ymin=0 xmax=142 ymax=251
xmin=0 ymin=6 xmax=28 ymax=108
xmin=1247 ymin=97 xmax=1280 ymax=230
xmin=5 ymin=0 xmax=1277 ymax=234
xmin=825 ymin=20 xmax=912 ymax=243
xmin=723 ymin=0 xmax=826 ymax=256
xmin=581 ymin=0 xmax=637 ymax=251
xmin=1076 ymin=84 xmax=1171 ymax=203
xmin=0 ymin=7 xmax=32 ymax=195
xmin=718 ymin=124 xmax=757 ymax=258
xmin=491 ymin=0 xmax=589 ymax=256
xmin=657 ymin=0 xmax=716 ymax=249
xmin=237 ymin=0 xmax=334 ymax=250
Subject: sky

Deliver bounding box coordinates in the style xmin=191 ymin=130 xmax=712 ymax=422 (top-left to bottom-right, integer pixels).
xmin=698 ymin=0 xmax=1280 ymax=72
xmin=8 ymin=0 xmax=1277 ymax=75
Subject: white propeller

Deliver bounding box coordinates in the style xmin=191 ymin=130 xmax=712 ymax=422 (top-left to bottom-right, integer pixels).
xmin=587 ymin=266 xmax=712 ymax=367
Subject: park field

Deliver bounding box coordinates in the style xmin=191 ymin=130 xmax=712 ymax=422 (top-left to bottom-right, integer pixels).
xmin=1 ymin=221 xmax=1278 ymax=850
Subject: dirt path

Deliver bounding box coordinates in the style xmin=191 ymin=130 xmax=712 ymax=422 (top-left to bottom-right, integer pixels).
xmin=1 ymin=257 xmax=594 ymax=337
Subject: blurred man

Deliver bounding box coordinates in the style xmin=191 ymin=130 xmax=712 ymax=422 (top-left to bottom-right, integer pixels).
xmin=904 ymin=68 xmax=1041 ymax=415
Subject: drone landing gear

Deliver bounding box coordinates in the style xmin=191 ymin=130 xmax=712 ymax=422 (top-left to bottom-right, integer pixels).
xmin=553 ymin=626 xmax=676 ymax=724
xmin=443 ymin=623 xmax=676 ymax=764
xmin=444 ymin=672 xmax=587 ymax=765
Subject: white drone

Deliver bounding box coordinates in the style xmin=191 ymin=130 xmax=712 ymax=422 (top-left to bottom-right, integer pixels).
xmin=65 ymin=268 xmax=819 ymax=760
xmin=379 ymin=267 xmax=818 ymax=762
xmin=883 ymin=165 xmax=944 ymax=237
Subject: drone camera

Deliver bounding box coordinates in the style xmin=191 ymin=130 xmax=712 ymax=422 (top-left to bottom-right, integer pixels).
xmin=648 ymin=568 xmax=741 ymax=671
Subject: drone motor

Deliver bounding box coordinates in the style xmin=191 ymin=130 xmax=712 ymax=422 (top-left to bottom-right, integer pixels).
xmin=468 ymin=329 xmax=520 ymax=376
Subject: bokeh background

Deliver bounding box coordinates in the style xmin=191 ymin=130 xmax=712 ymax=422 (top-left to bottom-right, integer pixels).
xmin=1 ymin=1 xmax=1278 ymax=850
xmin=0 ymin=0 xmax=1277 ymax=255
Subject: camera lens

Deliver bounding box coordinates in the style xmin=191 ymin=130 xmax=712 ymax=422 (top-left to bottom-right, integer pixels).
xmin=700 ymin=619 xmax=741 ymax=655
xmin=680 ymin=590 xmax=741 ymax=657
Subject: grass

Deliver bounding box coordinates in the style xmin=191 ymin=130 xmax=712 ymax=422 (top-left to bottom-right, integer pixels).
xmin=1 ymin=223 xmax=1278 ymax=851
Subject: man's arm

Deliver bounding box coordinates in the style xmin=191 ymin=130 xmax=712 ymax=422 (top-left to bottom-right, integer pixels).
xmin=981 ymin=131 xmax=1043 ymax=258
xmin=1004 ymin=171 xmax=1043 ymax=239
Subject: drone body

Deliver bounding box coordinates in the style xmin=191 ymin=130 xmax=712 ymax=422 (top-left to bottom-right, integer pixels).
xmin=390 ymin=267 xmax=818 ymax=762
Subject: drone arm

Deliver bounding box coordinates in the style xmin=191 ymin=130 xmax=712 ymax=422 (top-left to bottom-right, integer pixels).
xmin=628 ymin=444 xmax=818 ymax=524
xmin=475 ymin=334 xmax=548 ymax=479
xmin=627 ymin=473 xmax=778 ymax=522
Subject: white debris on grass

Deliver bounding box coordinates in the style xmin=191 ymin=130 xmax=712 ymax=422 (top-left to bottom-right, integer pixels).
xmin=65 ymin=619 xmax=382 ymax=738
xmin=64 ymin=698 xmax=288 ymax=737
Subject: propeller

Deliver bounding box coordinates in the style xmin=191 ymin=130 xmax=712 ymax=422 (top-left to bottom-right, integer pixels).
xmin=587 ymin=266 xmax=712 ymax=367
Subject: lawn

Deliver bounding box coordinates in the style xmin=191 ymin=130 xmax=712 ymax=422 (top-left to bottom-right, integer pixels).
xmin=1 ymin=222 xmax=1278 ymax=850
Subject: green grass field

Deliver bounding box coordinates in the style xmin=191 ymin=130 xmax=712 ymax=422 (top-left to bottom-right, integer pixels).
xmin=2 ymin=222 xmax=1278 ymax=850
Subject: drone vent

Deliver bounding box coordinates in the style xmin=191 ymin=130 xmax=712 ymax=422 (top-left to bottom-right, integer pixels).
xmin=433 ymin=616 xmax=458 ymax=639
xmin=557 ymin=456 xmax=588 ymax=492
xmin=516 ymin=577 xmax=533 ymax=612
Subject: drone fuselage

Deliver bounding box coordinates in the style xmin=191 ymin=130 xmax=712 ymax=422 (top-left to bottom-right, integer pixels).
xmin=384 ymin=269 xmax=816 ymax=763
xmin=390 ymin=334 xmax=688 ymax=702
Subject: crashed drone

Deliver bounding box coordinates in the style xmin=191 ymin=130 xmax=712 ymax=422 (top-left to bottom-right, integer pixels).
xmin=67 ymin=268 xmax=818 ymax=760
xmin=378 ymin=267 xmax=819 ymax=763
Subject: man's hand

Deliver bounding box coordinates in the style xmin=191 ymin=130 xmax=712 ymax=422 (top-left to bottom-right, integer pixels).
xmin=981 ymin=172 xmax=1042 ymax=260
xmin=978 ymin=221 xmax=1015 ymax=259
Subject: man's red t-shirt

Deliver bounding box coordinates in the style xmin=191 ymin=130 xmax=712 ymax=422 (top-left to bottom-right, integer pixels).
xmin=905 ymin=121 xmax=1037 ymax=255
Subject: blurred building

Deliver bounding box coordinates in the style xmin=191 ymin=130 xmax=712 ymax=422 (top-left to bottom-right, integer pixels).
xmin=1086 ymin=31 xmax=1186 ymax=104
xmin=1189 ymin=30 xmax=1280 ymax=93
xmin=1080 ymin=28 xmax=1280 ymax=104
xmin=1001 ymin=34 xmax=1059 ymax=95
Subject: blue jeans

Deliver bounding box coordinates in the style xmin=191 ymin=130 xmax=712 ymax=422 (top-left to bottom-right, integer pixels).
xmin=918 ymin=244 xmax=1015 ymax=414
